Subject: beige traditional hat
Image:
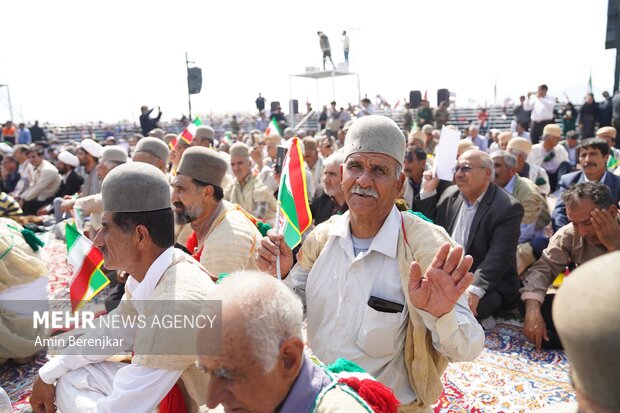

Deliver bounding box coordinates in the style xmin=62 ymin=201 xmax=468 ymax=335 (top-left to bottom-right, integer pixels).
xmin=80 ymin=138 xmax=103 ymax=158
xmin=302 ymin=137 xmax=317 ymax=152
xmin=596 ymin=126 xmax=617 ymax=139
xmin=134 ymin=137 xmax=170 ymax=162
xmin=177 ymin=146 xmax=227 ymax=187
xmin=343 ymin=115 xmax=406 ymax=166
xmin=195 ymin=125 xmax=215 ymax=141
xmin=264 ymin=134 xmax=282 ymax=145
xmin=148 ymin=128 xmax=165 ymax=140
xmin=457 ymin=139 xmax=475 ymax=157
xmin=542 ymin=124 xmax=562 ymax=138
xmin=101 ymin=162 xmax=171 ymax=212
xmin=553 ymin=251 xmax=620 ymax=410
xmin=229 ymin=142 xmax=250 ymax=158
xmin=101 ymin=146 xmax=128 ymax=164
xmin=507 ymin=137 xmax=533 ymax=155
xmin=422 ymin=124 xmax=433 ymax=134
xmin=57 ymin=151 xmax=79 ymax=167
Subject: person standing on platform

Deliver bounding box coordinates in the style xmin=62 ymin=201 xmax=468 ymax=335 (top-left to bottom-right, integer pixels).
xmin=524 ymin=85 xmax=556 ymax=144
xmin=317 ymin=31 xmax=335 ymax=70
xmin=341 ymin=30 xmax=350 ymax=64
xmin=255 ymin=93 xmax=266 ymax=112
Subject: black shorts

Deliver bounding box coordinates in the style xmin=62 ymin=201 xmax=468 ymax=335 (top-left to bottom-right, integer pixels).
xmin=323 ymin=50 xmax=331 ymax=58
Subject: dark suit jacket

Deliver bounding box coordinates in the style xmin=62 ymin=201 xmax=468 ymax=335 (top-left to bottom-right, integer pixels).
xmin=414 ymin=184 xmax=524 ymax=300
xmin=57 ymin=170 xmax=85 ymax=198
xmin=310 ymin=191 xmax=348 ymax=225
xmin=551 ymin=171 xmax=620 ymax=231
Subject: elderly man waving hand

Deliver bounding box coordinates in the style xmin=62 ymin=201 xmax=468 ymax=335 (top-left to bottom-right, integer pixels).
xmin=257 ymin=115 xmax=484 ymax=413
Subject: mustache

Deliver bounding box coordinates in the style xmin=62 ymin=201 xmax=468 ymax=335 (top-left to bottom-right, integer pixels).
xmin=584 ymin=162 xmax=598 ymax=168
xmin=350 ymin=185 xmax=379 ymax=198
xmin=173 ymin=201 xmax=185 ymax=209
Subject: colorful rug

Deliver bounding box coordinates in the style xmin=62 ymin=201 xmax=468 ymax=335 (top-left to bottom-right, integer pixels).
xmin=1 ymin=236 xmax=576 ymax=412
xmin=1 ymin=235 xmax=112 ymax=413
xmin=433 ymin=320 xmax=576 ymax=413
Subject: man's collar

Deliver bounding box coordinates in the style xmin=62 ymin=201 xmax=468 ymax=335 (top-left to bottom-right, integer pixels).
xmin=277 ymin=354 xmax=332 ymax=413
xmin=583 ymin=171 xmax=607 ymax=184
xmin=331 ymin=205 xmax=400 ymax=259
xmin=503 ymin=174 xmax=518 ymax=195
xmin=460 ymin=184 xmax=489 ymax=208
xmin=126 ymin=246 xmax=175 ymax=302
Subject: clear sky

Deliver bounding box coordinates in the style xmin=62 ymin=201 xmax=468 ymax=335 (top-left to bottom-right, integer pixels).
xmin=0 ymin=0 xmax=615 ymax=124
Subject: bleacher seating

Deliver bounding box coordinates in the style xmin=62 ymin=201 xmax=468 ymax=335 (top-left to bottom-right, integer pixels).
xmin=42 ymin=104 xmax=569 ymax=143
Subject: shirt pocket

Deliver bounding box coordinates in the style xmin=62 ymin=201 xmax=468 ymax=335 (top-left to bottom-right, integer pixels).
xmin=356 ymin=304 xmax=406 ymax=358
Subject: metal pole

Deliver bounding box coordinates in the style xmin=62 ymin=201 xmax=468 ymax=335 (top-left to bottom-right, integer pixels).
xmin=289 ymin=75 xmax=295 ymax=129
xmin=356 ymin=73 xmax=361 ymax=104
xmin=331 ymin=70 xmax=336 ymax=102
xmin=615 ymin=5 xmax=620 ymax=93
xmin=0 ymin=85 xmax=13 ymax=121
xmin=186 ymin=52 xmax=192 ymax=120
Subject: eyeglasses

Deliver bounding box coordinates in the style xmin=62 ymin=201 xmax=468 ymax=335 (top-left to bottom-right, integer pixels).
xmin=452 ymin=165 xmax=484 ymax=174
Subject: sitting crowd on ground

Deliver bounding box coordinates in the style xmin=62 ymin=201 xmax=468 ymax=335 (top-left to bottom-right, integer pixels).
xmin=0 ymin=87 xmax=619 ymax=413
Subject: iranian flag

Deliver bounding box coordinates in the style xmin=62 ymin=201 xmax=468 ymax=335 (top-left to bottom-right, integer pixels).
xmin=66 ymin=222 xmax=110 ymax=312
xmin=277 ymin=137 xmax=312 ymax=249
xmin=265 ymin=117 xmax=281 ymax=137
xmin=177 ymin=117 xmax=204 ymax=147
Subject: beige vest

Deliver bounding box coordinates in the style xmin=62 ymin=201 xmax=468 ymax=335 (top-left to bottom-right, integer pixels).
xmin=0 ymin=219 xmax=48 ymax=292
xmin=127 ymin=250 xmax=215 ymax=412
xmin=224 ymin=174 xmax=277 ymax=224
xmin=297 ymin=212 xmax=455 ymax=413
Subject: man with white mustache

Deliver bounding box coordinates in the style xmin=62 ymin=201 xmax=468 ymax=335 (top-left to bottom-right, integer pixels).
xmin=257 ymin=115 xmax=484 ymax=412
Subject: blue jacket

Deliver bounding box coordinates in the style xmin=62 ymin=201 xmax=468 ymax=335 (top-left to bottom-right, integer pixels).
xmin=551 ymin=170 xmax=620 ymax=231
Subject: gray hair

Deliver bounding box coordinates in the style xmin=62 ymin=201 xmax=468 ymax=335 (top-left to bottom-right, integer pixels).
xmin=490 ymin=150 xmax=517 ymax=169
xmin=323 ymin=152 xmax=344 ymax=169
xmin=561 ymin=182 xmax=613 ymax=211
xmin=207 ymin=271 xmax=303 ymax=373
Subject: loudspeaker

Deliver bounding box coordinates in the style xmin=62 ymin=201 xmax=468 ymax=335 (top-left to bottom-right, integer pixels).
xmin=271 ymin=101 xmax=281 ymax=112
xmin=409 ymin=90 xmax=421 ymax=108
xmin=437 ymin=88 xmax=450 ymax=106
xmin=289 ymin=99 xmax=299 ymax=114
xmin=187 ymin=67 xmax=202 ymax=94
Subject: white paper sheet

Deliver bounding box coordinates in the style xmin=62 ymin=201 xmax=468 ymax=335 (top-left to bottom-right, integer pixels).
xmin=432 ymin=126 xmax=460 ymax=181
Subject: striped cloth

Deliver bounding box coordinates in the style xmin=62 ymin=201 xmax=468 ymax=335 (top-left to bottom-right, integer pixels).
xmin=0 ymin=192 xmax=22 ymax=217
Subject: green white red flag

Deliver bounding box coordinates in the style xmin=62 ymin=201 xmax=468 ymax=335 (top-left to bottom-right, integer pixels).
xmin=276 ymin=137 xmax=312 ymax=249
xmin=66 ymin=222 xmax=109 ymax=312
xmin=265 ymin=117 xmax=282 ymax=137
xmin=172 ymin=117 xmax=204 ymax=149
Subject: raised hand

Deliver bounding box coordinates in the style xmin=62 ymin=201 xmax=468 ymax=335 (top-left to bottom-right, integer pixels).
xmin=256 ymin=229 xmax=294 ymax=277
xmin=408 ymin=243 xmax=474 ymax=318
xmin=590 ymin=208 xmax=620 ymax=252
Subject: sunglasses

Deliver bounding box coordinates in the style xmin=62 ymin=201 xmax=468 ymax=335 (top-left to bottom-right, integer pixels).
xmin=452 ymin=165 xmax=484 ymax=174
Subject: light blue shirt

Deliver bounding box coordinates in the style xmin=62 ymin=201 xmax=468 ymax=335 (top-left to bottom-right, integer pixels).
xmin=17 ymin=128 xmax=31 ymax=144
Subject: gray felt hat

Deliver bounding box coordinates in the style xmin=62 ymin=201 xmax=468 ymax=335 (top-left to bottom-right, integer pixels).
xmin=177 ymin=146 xmax=227 ymax=187
xmin=229 ymin=142 xmax=250 ymax=158
xmin=343 ymin=115 xmax=406 ymax=166
xmin=134 ymin=137 xmax=170 ymax=162
xmin=194 ymin=125 xmax=215 ymax=141
xmin=101 ymin=146 xmax=128 ymax=164
xmin=553 ymin=251 xmax=620 ymax=410
xmin=101 ymin=162 xmax=171 ymax=212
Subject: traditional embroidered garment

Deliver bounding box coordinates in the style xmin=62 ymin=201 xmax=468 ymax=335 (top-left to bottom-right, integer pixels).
xmin=190 ymin=200 xmax=261 ymax=276
xmin=0 ymin=219 xmax=49 ymax=361
xmin=289 ymin=209 xmax=484 ymax=412
xmin=224 ymin=173 xmax=277 ymax=225
xmin=39 ymin=249 xmax=215 ymax=412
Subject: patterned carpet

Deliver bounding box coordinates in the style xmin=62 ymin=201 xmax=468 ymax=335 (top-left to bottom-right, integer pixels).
xmin=1 ymin=237 xmax=576 ymax=413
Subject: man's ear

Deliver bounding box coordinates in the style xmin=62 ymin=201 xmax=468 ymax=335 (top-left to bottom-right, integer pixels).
xmin=608 ymin=204 xmax=618 ymax=218
xmin=396 ymin=169 xmax=406 ymax=194
xmin=134 ymin=224 xmax=150 ymax=250
xmin=278 ymin=337 xmax=303 ymax=380
xmin=203 ymin=184 xmax=214 ymax=200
